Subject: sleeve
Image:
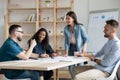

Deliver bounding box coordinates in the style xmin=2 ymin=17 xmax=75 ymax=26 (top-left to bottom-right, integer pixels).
xmin=7 ymin=43 xmax=23 ymax=56
xmin=94 ymin=47 xmax=104 ymax=57
xmin=101 ymin=43 xmax=120 ymax=67
xmin=64 ymin=26 xmax=69 ymax=50
xmin=33 ymin=45 xmax=43 ymax=55
xmin=80 ymin=25 xmax=89 ymax=43
xmin=46 ymin=44 xmax=54 ymax=54
xmin=94 ymin=42 xmax=107 ymax=57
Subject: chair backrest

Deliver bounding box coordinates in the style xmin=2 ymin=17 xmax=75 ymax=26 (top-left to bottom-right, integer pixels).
xmin=96 ymin=60 xmax=120 ymax=80
xmin=109 ymin=60 xmax=120 ymax=79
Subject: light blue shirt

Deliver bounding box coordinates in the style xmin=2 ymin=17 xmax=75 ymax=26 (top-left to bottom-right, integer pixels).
xmin=64 ymin=24 xmax=88 ymax=52
xmin=94 ymin=37 xmax=120 ymax=74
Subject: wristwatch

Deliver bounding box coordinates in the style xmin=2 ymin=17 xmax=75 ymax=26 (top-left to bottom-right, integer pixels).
xmin=94 ymin=58 xmax=97 ymax=62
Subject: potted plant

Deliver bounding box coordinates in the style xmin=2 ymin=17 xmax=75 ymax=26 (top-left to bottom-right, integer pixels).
xmin=45 ymin=0 xmax=51 ymax=7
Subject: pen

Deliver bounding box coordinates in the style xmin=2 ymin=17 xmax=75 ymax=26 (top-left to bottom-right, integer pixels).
xmin=50 ymin=56 xmax=54 ymax=59
xmin=49 ymin=54 xmax=54 ymax=59
xmin=30 ymin=57 xmax=38 ymax=60
xmin=59 ymin=60 xmax=72 ymax=62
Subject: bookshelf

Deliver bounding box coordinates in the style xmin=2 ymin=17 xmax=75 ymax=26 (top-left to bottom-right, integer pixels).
xmin=4 ymin=0 xmax=74 ymax=52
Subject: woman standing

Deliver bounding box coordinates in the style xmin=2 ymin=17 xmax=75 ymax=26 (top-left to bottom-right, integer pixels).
xmin=64 ymin=11 xmax=89 ymax=79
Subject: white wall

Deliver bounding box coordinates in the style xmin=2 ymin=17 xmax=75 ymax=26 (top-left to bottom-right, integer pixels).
xmin=74 ymin=0 xmax=89 ymax=28
xmin=89 ymin=0 xmax=120 ymax=38
xmin=89 ymin=0 xmax=120 ymax=32
xmin=0 ymin=0 xmax=4 ymax=47
xmin=74 ymin=0 xmax=120 ymax=28
xmin=89 ymin=0 xmax=120 ymax=11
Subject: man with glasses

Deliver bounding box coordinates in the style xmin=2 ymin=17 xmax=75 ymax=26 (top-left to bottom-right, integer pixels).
xmin=0 ymin=24 xmax=41 ymax=80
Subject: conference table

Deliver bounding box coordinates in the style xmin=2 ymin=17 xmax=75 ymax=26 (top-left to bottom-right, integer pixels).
xmin=0 ymin=56 xmax=90 ymax=80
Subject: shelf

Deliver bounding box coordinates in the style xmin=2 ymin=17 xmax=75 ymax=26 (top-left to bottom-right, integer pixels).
xmin=39 ymin=21 xmax=54 ymax=23
xmin=56 ymin=34 xmax=64 ymax=37
xmin=5 ymin=0 xmax=74 ymax=51
xmin=56 ymin=48 xmax=64 ymax=51
xmin=8 ymin=21 xmax=36 ymax=24
xmin=56 ymin=7 xmax=71 ymax=9
xmin=56 ymin=21 xmax=66 ymax=23
xmin=23 ymin=34 xmax=33 ymax=37
xmin=40 ymin=7 xmax=54 ymax=10
xmin=48 ymin=34 xmax=54 ymax=37
xmin=8 ymin=8 xmax=36 ymax=10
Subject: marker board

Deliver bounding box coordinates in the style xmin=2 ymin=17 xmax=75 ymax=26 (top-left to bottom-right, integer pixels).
xmin=87 ymin=9 xmax=119 ymax=52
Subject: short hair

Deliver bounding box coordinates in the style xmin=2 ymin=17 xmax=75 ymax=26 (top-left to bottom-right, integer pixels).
xmin=9 ymin=24 xmax=22 ymax=34
xmin=106 ymin=19 xmax=119 ymax=28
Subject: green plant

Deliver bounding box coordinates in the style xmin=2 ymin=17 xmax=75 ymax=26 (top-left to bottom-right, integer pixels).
xmin=45 ymin=0 xmax=51 ymax=4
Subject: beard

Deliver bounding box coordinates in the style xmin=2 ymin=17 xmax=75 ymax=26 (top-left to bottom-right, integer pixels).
xmin=104 ymin=34 xmax=110 ymax=38
xmin=17 ymin=37 xmax=22 ymax=41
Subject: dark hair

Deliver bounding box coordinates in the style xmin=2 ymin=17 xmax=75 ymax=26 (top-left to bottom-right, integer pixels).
xmin=66 ymin=11 xmax=82 ymax=25
xmin=106 ymin=19 xmax=119 ymax=28
xmin=28 ymin=28 xmax=49 ymax=49
xmin=9 ymin=24 xmax=22 ymax=34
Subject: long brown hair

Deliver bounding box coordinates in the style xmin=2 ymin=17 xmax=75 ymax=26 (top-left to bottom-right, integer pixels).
xmin=66 ymin=11 xmax=82 ymax=25
xmin=28 ymin=28 xmax=49 ymax=49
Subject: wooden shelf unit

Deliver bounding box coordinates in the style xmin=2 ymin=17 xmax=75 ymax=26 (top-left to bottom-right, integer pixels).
xmin=4 ymin=0 xmax=74 ymax=51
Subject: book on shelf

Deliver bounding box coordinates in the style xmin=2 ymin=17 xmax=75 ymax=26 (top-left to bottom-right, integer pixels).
xmin=26 ymin=13 xmax=36 ymax=22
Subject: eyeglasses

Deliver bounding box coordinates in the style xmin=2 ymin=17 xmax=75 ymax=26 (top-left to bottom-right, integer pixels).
xmin=16 ymin=30 xmax=24 ymax=34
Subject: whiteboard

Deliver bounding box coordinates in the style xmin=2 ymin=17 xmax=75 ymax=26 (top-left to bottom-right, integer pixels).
xmin=87 ymin=9 xmax=119 ymax=52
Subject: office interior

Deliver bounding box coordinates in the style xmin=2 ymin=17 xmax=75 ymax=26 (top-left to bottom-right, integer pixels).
xmin=0 ymin=0 xmax=120 ymax=80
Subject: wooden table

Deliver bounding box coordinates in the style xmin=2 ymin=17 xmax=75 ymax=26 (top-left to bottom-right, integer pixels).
xmin=0 ymin=56 xmax=89 ymax=80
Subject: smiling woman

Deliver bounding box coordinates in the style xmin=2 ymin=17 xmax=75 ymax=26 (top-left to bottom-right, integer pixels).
xmin=27 ymin=28 xmax=58 ymax=80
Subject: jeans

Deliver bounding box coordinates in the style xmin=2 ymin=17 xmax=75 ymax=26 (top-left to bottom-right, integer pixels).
xmin=7 ymin=70 xmax=41 ymax=80
xmin=69 ymin=65 xmax=75 ymax=80
xmin=5 ymin=70 xmax=53 ymax=80
xmin=69 ymin=43 xmax=77 ymax=79
xmin=43 ymin=70 xmax=53 ymax=80
xmin=69 ymin=43 xmax=77 ymax=56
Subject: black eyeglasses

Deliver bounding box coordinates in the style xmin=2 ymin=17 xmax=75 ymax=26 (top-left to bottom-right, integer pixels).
xmin=16 ymin=30 xmax=24 ymax=34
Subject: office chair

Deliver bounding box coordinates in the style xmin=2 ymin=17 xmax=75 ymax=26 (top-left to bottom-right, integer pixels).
xmin=96 ymin=60 xmax=120 ymax=80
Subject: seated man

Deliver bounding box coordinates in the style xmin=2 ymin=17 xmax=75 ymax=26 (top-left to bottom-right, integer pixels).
xmin=73 ymin=19 xmax=120 ymax=80
xmin=0 ymin=24 xmax=41 ymax=80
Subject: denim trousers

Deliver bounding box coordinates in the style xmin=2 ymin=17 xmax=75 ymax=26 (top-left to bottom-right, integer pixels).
xmin=69 ymin=43 xmax=77 ymax=79
xmin=6 ymin=70 xmax=53 ymax=80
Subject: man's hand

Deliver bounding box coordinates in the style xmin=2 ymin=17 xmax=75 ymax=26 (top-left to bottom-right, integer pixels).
xmin=52 ymin=52 xmax=58 ymax=57
xmin=93 ymin=59 xmax=101 ymax=65
xmin=74 ymin=52 xmax=81 ymax=57
xmin=40 ymin=53 xmax=49 ymax=58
